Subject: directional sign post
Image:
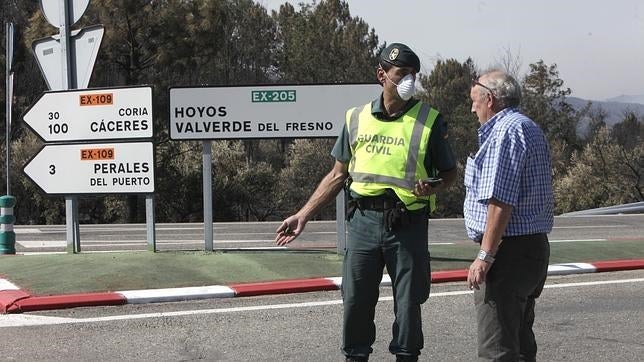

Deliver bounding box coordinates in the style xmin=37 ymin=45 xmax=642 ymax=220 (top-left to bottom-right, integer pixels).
xmin=23 ymin=86 xmax=153 ymax=142
xmin=29 ymin=0 xmax=157 ymax=254
xmin=23 ymin=142 xmax=155 ymax=195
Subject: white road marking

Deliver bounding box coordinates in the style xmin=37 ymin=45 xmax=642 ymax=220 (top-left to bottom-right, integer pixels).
xmin=13 ymin=229 xmax=42 ymax=234
xmin=19 ymin=251 xmax=147 ymax=255
xmin=548 ymin=263 xmax=595 ymax=275
xmin=553 ymin=225 xmax=625 ymax=229
xmin=543 ymin=278 xmax=644 ymax=289
xmin=15 ymin=228 xmax=336 ymax=235
xmin=0 ymin=314 xmax=78 ymax=327
xmin=16 ymin=239 xmax=284 ymax=248
xmin=2 ymin=277 xmax=643 ymax=328
xmin=17 ymin=237 xmax=603 ymax=249
xmin=550 ymin=239 xmax=607 ymax=243
xmin=0 ymin=279 xmax=20 ymax=291
xmin=120 ymin=285 xmax=236 ymax=303
xmin=16 ymin=240 xmax=66 ymax=248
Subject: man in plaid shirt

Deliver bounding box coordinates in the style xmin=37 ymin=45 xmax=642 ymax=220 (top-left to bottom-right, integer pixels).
xmin=464 ymin=70 xmax=554 ymax=361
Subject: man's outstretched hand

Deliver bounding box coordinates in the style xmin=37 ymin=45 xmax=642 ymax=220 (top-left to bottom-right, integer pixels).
xmin=275 ymin=215 xmax=306 ymax=246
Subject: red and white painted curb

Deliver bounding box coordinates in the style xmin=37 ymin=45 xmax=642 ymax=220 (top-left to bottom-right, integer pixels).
xmin=2 ymin=259 xmax=644 ymax=314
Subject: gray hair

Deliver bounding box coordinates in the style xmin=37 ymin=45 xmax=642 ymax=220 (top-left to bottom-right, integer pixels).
xmin=478 ymin=70 xmax=521 ymax=108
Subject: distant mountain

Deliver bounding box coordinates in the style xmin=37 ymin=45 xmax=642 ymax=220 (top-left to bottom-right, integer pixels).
xmin=567 ymin=97 xmax=644 ymax=126
xmin=605 ymin=94 xmax=644 ymax=105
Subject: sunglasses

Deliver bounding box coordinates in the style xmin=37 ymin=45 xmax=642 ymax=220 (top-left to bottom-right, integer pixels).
xmin=471 ymin=79 xmax=495 ymax=96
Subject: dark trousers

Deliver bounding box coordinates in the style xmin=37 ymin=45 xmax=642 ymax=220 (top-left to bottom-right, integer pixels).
xmin=475 ymin=233 xmax=550 ymax=361
xmin=341 ymin=208 xmax=430 ymax=358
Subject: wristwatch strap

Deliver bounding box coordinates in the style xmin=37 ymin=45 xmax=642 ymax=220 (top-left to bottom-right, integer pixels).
xmin=477 ymin=249 xmax=495 ymax=264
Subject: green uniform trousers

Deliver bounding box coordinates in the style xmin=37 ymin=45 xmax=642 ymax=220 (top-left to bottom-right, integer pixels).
xmin=475 ymin=233 xmax=550 ymax=361
xmin=341 ymin=208 xmax=430 ymax=359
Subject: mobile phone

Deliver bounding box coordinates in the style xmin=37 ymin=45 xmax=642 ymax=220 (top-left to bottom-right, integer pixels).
xmin=420 ymin=177 xmax=443 ymax=187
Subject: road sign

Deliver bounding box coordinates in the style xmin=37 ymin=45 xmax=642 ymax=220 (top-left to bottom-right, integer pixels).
xmin=40 ymin=0 xmax=90 ymax=28
xmin=23 ymin=86 xmax=153 ymax=142
xmin=32 ymin=24 xmax=104 ymax=90
xmin=169 ymin=83 xmax=381 ymax=140
xmin=23 ymin=142 xmax=155 ymax=195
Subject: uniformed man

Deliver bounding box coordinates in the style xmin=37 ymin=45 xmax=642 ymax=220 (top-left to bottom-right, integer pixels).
xmin=275 ymin=43 xmax=457 ymax=362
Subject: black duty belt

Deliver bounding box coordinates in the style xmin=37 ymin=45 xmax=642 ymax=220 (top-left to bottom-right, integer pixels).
xmin=347 ymin=195 xmax=428 ymax=232
xmin=353 ymin=196 xmax=400 ymax=211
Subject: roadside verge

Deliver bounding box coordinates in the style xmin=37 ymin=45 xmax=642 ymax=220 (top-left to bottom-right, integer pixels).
xmin=3 ymin=259 xmax=644 ymax=314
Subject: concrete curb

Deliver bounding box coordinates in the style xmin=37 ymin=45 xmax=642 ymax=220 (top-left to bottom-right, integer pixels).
xmin=2 ymin=259 xmax=644 ymax=314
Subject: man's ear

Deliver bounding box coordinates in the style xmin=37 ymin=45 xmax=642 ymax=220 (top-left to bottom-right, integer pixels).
xmin=486 ymin=93 xmax=495 ymax=109
xmin=376 ymin=66 xmax=386 ymax=86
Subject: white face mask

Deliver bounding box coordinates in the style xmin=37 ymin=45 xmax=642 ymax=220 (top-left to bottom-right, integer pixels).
xmin=384 ymin=71 xmax=416 ymax=101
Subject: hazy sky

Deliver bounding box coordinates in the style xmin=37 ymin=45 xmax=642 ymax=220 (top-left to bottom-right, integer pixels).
xmin=259 ymin=0 xmax=644 ymax=101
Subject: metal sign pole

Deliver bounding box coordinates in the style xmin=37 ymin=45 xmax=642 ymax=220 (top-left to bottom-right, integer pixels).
xmin=335 ymin=192 xmax=346 ymax=254
xmin=3 ymin=23 xmax=17 ymax=256
xmin=5 ymin=73 xmax=12 ymax=195
xmin=5 ymin=23 xmax=14 ymax=196
xmin=203 ymin=141 xmax=213 ymax=251
xmin=146 ymin=194 xmax=156 ymax=252
xmin=58 ymin=0 xmax=81 ymax=253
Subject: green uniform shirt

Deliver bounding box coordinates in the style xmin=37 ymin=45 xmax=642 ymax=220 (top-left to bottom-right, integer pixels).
xmin=332 ymin=95 xmax=456 ymax=178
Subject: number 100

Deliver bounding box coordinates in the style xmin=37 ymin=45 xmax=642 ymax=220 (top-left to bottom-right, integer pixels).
xmin=48 ymin=123 xmax=68 ymax=134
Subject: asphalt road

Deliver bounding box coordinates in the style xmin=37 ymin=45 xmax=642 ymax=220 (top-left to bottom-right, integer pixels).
xmin=12 ymin=214 xmax=644 ymax=253
xmin=1 ymin=270 xmax=643 ymax=361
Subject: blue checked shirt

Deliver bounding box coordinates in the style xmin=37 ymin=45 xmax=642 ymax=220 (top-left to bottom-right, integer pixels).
xmin=464 ymin=107 xmax=554 ymax=242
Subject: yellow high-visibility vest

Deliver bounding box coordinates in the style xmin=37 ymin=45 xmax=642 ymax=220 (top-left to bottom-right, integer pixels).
xmin=346 ymin=101 xmax=439 ymax=211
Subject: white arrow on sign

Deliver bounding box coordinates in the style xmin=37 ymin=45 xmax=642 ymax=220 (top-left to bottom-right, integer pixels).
xmin=23 ymin=142 xmax=155 ymax=195
xmin=32 ymin=24 xmax=104 ymax=91
xmin=23 ymin=86 xmax=153 ymax=142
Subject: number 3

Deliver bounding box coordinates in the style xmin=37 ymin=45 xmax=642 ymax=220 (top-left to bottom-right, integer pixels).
xmin=49 ymin=164 xmax=56 ymax=175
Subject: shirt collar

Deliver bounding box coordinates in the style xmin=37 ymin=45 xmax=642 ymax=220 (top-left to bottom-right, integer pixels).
xmin=371 ymin=93 xmax=419 ymax=120
xmin=371 ymin=94 xmax=386 ymax=114
xmin=478 ymin=107 xmax=519 ymax=145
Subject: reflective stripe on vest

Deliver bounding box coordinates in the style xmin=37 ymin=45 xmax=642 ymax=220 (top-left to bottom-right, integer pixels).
xmin=346 ymin=102 xmax=439 ymax=211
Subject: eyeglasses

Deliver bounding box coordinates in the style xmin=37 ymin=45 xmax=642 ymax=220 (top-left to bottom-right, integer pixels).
xmin=471 ymin=79 xmax=495 ymax=97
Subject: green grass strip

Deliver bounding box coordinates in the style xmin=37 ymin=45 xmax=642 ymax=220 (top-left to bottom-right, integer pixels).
xmin=1 ymin=238 xmax=642 ymax=295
